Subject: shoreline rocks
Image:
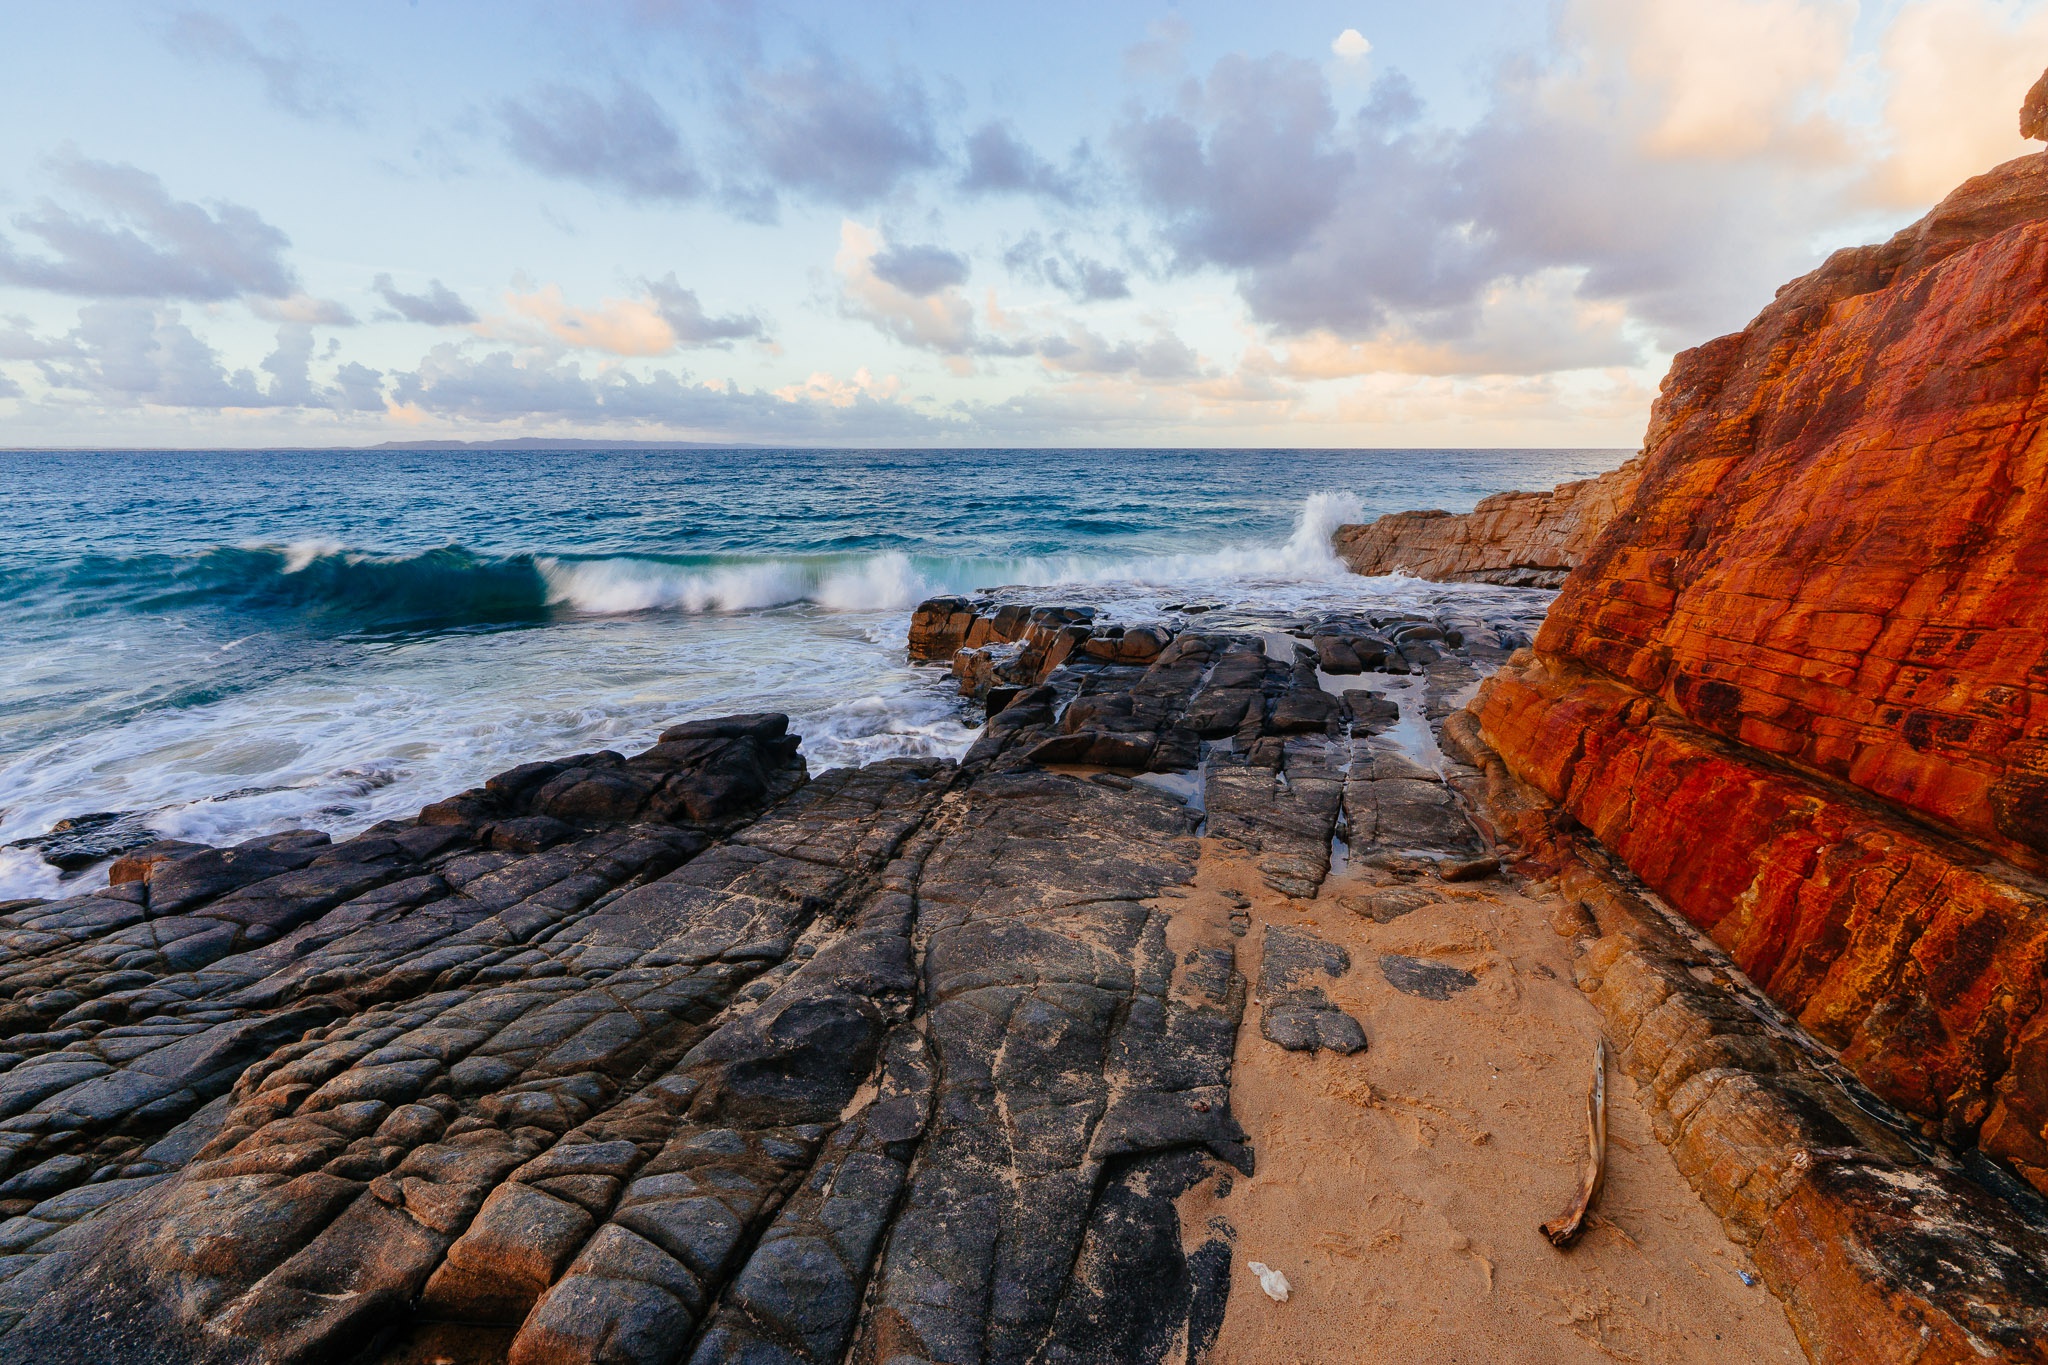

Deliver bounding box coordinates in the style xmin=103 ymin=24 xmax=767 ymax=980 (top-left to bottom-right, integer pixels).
xmin=1330 ymin=458 xmax=1640 ymax=587
xmin=1466 ymin=146 xmax=2048 ymax=1198
xmin=0 ymin=576 xmax=1551 ymax=1364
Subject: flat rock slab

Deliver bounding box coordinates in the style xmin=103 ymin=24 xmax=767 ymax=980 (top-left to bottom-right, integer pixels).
xmin=0 ymin=715 xmax=1251 ymax=1365
xmin=1259 ymin=926 xmax=1367 ymax=1055
xmin=1378 ymin=953 xmax=1478 ymax=1001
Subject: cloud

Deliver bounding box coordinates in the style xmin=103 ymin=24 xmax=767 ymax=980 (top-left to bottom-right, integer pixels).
xmin=164 ymin=11 xmax=358 ymax=122
xmin=869 ymin=243 xmax=970 ymax=296
xmin=1586 ymin=0 xmax=1852 ymax=160
xmin=1332 ymin=29 xmax=1372 ymax=61
xmin=498 ymin=83 xmax=703 ymax=201
xmin=251 ymin=293 xmax=357 ymax=325
xmin=1036 ymin=324 xmax=1201 ymax=380
xmin=1864 ymin=0 xmax=2048 ymax=206
xmin=479 ymin=277 xmax=765 ymax=355
xmin=960 ymin=122 xmax=1086 ymax=202
xmin=389 ymin=343 xmax=942 ymax=438
xmin=771 ymin=366 xmax=903 ymax=407
xmin=1115 ymin=54 xmax=1350 ymax=271
xmin=20 ymin=302 xmax=381 ymax=411
xmin=1248 ymin=269 xmax=1642 ymax=377
xmin=0 ymin=151 xmax=297 ymax=300
xmin=724 ymin=57 xmax=940 ymax=210
xmin=835 ymin=221 xmax=988 ymax=356
xmin=1002 ymin=232 xmax=1131 ymax=302
xmin=644 ymin=274 xmax=768 ymax=344
xmin=373 ymin=274 xmax=479 ymax=326
xmin=1113 ymin=1 xmax=1884 ymax=360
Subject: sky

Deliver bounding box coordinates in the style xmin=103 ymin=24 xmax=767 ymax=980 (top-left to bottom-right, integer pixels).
xmin=0 ymin=0 xmax=2043 ymax=449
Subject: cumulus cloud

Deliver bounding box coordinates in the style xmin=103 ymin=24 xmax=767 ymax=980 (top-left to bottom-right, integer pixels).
xmin=19 ymin=302 xmax=381 ymax=411
xmin=251 ymin=293 xmax=357 ymax=325
xmin=1036 ymin=325 xmax=1200 ymax=380
xmin=164 ymin=11 xmax=358 ymax=122
xmin=390 ymin=343 xmax=940 ymax=438
xmin=724 ymin=57 xmax=940 ymax=211
xmin=373 ymin=274 xmax=479 ymax=326
xmin=960 ymin=122 xmax=1086 ymax=202
xmin=1112 ymin=0 xmax=1894 ymax=360
xmin=1116 ymin=54 xmax=1350 ymax=271
xmin=1332 ymin=29 xmax=1372 ymax=61
xmin=1002 ymin=232 xmax=1131 ymax=302
xmin=478 ymin=277 xmax=764 ymax=355
xmin=869 ymin=243 xmax=970 ymax=296
xmin=0 ymin=152 xmax=297 ymax=301
xmin=498 ymin=83 xmax=704 ymax=201
xmin=835 ymin=222 xmax=991 ymax=357
xmin=644 ymin=274 xmax=769 ymax=344
xmin=1248 ymin=270 xmax=1641 ymax=378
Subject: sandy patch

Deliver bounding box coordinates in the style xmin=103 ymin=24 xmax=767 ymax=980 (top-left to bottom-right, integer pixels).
xmin=1173 ymin=840 xmax=1805 ymax=1364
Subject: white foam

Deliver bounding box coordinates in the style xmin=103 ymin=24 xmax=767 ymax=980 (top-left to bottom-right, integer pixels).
xmin=538 ymin=557 xmax=812 ymax=614
xmin=278 ymin=537 xmax=350 ymax=573
xmin=816 ymin=551 xmax=929 ymax=612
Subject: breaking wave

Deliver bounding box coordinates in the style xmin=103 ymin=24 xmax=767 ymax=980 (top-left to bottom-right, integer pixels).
xmin=39 ymin=491 xmax=1373 ymax=634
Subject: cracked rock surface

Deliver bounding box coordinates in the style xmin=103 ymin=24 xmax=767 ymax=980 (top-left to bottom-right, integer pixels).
xmin=9 ymin=581 xmax=1861 ymax=1365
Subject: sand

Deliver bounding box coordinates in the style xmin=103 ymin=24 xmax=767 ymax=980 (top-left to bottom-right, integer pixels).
xmin=1166 ymin=839 xmax=1807 ymax=1364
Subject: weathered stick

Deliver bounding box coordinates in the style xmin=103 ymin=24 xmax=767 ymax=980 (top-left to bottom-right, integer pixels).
xmin=1540 ymin=1038 xmax=1607 ymax=1248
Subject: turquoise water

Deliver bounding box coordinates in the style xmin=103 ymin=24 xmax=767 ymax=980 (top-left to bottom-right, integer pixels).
xmin=0 ymin=446 xmax=1623 ymax=895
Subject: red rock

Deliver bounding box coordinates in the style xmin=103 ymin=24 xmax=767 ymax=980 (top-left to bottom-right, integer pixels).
xmin=1332 ymin=460 xmax=1640 ymax=586
xmin=1474 ymin=149 xmax=2048 ymax=1190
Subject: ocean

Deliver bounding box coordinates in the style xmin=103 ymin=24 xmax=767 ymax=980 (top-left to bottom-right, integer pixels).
xmin=0 ymin=446 xmax=1623 ymax=899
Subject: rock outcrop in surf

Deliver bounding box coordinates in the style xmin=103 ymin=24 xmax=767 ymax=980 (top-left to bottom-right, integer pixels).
xmin=1330 ymin=459 xmax=1640 ymax=588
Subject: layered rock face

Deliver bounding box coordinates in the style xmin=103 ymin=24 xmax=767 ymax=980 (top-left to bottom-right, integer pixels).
xmin=1473 ymin=152 xmax=2048 ymax=1190
xmin=1331 ymin=459 xmax=1640 ymax=587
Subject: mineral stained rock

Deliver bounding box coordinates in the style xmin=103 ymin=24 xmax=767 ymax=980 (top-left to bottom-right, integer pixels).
xmin=1470 ymin=146 xmax=2048 ymax=1192
xmin=1331 ymin=459 xmax=1641 ymax=588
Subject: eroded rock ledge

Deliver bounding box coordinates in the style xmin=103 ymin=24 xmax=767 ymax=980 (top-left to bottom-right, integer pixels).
xmin=1330 ymin=459 xmax=1640 ymax=588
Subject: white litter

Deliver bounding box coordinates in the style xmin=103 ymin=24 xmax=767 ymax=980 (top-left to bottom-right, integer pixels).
xmin=1247 ymin=1260 xmax=1291 ymax=1302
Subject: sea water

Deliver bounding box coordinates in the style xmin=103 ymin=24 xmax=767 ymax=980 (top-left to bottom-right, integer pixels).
xmin=0 ymin=446 xmax=1623 ymax=898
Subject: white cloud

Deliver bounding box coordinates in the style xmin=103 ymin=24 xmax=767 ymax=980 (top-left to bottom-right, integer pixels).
xmin=1332 ymin=29 xmax=1372 ymax=61
xmin=1567 ymin=0 xmax=1857 ymax=161
xmin=474 ymin=278 xmax=765 ymax=356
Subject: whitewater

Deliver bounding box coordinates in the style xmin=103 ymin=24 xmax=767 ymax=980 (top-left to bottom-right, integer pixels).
xmin=0 ymin=446 xmax=1625 ymax=899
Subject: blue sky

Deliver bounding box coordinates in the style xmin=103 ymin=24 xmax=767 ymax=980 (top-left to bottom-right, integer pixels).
xmin=1 ymin=0 xmax=2043 ymax=447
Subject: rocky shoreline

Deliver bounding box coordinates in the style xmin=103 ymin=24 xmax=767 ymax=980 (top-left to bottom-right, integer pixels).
xmin=10 ymin=104 xmax=2048 ymax=1365
xmin=0 ymin=579 xmax=1579 ymax=1365
xmin=3 ymin=561 xmax=2042 ymax=1363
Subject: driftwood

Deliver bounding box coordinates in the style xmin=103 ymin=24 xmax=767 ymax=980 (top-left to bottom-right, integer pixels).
xmin=1541 ymin=1038 xmax=1607 ymax=1248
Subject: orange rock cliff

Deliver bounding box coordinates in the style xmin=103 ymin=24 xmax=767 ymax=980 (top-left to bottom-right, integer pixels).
xmin=1332 ymin=459 xmax=1641 ymax=586
xmin=1469 ymin=149 xmax=2048 ymax=1191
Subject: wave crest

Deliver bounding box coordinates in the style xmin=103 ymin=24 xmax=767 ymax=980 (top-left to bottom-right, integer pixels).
xmin=59 ymin=491 xmax=1376 ymax=632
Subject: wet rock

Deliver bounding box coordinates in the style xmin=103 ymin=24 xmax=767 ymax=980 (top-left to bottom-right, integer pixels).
xmin=1340 ymin=690 xmax=1399 ymax=735
xmin=5 ymin=813 xmax=162 ymax=874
